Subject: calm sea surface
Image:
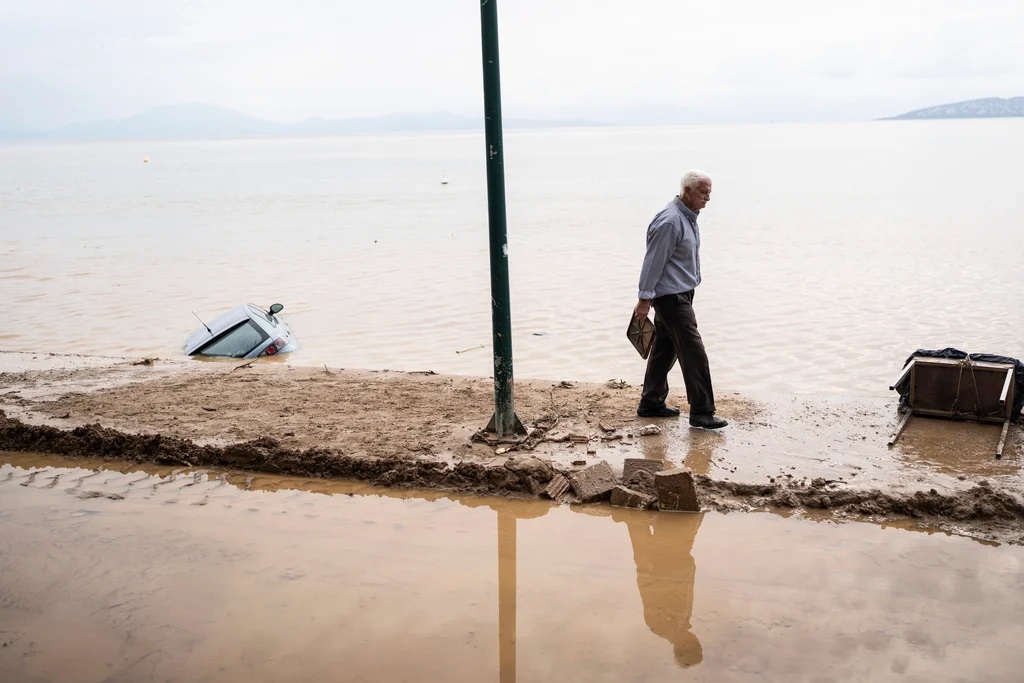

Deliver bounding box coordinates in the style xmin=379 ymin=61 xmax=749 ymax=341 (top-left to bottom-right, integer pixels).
xmin=2 ymin=121 xmax=1021 ymax=394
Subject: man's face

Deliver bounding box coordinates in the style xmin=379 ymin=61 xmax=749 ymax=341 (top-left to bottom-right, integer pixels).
xmin=683 ymin=180 xmax=712 ymax=211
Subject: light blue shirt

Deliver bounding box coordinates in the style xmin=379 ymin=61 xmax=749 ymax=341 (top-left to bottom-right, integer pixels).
xmin=637 ymin=197 xmax=701 ymax=300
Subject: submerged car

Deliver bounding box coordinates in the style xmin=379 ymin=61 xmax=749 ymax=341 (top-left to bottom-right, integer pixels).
xmin=184 ymin=303 xmax=298 ymax=359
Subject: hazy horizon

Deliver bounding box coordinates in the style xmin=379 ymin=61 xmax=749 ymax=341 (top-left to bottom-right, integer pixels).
xmin=3 ymin=1 xmax=1023 ymax=132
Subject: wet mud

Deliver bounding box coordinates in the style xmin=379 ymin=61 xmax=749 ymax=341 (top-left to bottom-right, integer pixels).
xmin=0 ymin=411 xmax=546 ymax=497
xmin=1 ymin=352 xmax=1022 ymax=545
xmin=4 ymin=408 xmax=1023 ymax=545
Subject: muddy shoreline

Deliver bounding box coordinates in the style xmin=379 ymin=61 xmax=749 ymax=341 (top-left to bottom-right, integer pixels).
xmin=1 ymin=352 xmax=1022 ymax=544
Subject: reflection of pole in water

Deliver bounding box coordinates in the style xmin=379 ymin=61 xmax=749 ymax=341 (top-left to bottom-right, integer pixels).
xmin=498 ymin=510 xmax=516 ymax=683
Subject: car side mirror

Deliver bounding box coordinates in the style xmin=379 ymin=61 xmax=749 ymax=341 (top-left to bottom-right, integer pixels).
xmin=269 ymin=303 xmax=284 ymax=315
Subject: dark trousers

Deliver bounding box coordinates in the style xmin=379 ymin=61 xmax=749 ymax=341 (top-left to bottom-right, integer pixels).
xmin=641 ymin=291 xmax=716 ymax=416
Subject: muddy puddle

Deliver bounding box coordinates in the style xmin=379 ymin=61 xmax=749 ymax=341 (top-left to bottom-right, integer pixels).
xmin=3 ymin=452 xmax=1024 ymax=682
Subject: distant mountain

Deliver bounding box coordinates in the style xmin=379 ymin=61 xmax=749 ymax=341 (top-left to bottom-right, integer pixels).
xmin=1 ymin=103 xmax=604 ymax=141
xmin=886 ymin=96 xmax=1024 ymax=120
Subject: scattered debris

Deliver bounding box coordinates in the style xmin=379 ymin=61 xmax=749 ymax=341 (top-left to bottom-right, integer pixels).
xmin=323 ymin=365 xmax=335 ymax=375
xmin=569 ymin=461 xmax=616 ymax=503
xmin=132 ymin=358 xmax=158 ymax=366
xmin=571 ymin=460 xmax=587 ymax=466
xmin=542 ymin=473 xmax=571 ymax=499
xmin=655 ymin=468 xmax=701 ymax=512
xmin=598 ymin=422 xmax=616 ymax=433
xmin=610 ymin=485 xmax=656 ymax=510
xmin=503 ymin=455 xmax=556 ymax=494
xmin=409 ymin=370 xmax=437 ymax=375
xmin=555 ymin=381 xmax=575 ymax=389
xmin=623 ymin=458 xmax=665 ymax=482
xmin=639 ymin=424 xmax=661 ymax=436
xmin=605 ymin=379 xmax=629 ymax=389
xmin=232 ymin=361 xmax=255 ymax=371
xmin=201 ymin=406 xmax=217 ymax=412
xmin=455 ymin=344 xmax=485 ymax=354
xmin=568 ymin=434 xmax=590 ymax=443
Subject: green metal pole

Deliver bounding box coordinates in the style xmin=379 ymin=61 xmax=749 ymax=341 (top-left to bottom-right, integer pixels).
xmin=480 ymin=0 xmax=524 ymax=438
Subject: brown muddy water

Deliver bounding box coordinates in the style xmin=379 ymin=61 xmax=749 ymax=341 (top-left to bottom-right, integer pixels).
xmin=3 ymin=453 xmax=1024 ymax=682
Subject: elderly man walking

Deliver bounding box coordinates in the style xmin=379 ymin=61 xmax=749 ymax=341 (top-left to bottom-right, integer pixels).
xmin=633 ymin=170 xmax=728 ymax=429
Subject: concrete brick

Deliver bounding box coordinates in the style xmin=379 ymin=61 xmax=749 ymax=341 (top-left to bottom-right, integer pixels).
xmin=568 ymin=460 xmax=616 ymax=503
xmin=654 ymin=467 xmax=701 ymax=512
xmin=610 ymin=485 xmax=656 ymax=510
xmin=542 ymin=473 xmax=571 ymax=499
xmin=622 ymin=458 xmax=666 ymax=483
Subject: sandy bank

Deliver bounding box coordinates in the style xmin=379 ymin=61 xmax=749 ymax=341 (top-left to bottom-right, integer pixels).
xmin=1 ymin=351 xmax=1022 ymax=544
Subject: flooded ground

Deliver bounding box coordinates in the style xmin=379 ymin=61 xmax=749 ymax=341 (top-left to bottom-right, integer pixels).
xmin=3 ymin=453 xmax=1024 ymax=682
xmin=1 ymin=352 xmax=1022 ymax=545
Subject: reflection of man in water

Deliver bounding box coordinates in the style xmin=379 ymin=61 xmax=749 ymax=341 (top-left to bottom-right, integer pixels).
xmin=619 ymin=511 xmax=703 ymax=668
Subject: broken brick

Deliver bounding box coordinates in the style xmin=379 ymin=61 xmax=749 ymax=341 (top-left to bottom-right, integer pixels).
xmin=610 ymin=485 xmax=655 ymax=510
xmin=655 ymin=467 xmax=700 ymax=512
xmin=568 ymin=460 xmax=615 ymax=503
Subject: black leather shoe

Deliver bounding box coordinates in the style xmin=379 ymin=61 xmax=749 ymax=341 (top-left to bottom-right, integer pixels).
xmin=637 ymin=403 xmax=681 ymax=418
xmin=689 ymin=414 xmax=728 ymax=429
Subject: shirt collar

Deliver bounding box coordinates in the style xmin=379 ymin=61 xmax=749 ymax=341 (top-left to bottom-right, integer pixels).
xmin=673 ymin=196 xmax=699 ymax=221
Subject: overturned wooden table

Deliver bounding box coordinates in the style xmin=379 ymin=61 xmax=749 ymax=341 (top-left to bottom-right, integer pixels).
xmin=888 ymin=356 xmax=1016 ymax=458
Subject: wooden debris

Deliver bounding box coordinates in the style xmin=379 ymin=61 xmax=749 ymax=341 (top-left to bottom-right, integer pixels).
xmin=598 ymin=422 xmax=616 ymax=433
xmin=543 ymin=432 xmax=570 ymax=443
xmin=542 ymin=473 xmax=571 ymax=499
xmin=232 ymin=361 xmax=255 ymax=371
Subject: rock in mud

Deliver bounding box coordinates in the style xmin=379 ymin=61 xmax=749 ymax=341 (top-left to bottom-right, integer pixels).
xmin=655 ymin=467 xmax=701 ymax=512
xmin=610 ymin=485 xmax=655 ymax=510
xmin=569 ymin=461 xmax=616 ymax=503
xmin=504 ymin=455 xmax=555 ymax=494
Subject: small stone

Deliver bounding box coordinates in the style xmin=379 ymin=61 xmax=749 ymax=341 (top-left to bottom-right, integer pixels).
xmin=610 ymin=485 xmax=656 ymax=510
xmin=654 ymin=467 xmax=700 ymax=512
xmin=571 ymin=460 xmax=587 ymax=466
xmin=639 ymin=424 xmax=661 ymax=436
xmin=569 ymin=461 xmax=616 ymax=503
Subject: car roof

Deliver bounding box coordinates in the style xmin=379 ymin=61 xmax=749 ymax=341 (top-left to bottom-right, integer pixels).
xmin=184 ymin=304 xmax=264 ymax=354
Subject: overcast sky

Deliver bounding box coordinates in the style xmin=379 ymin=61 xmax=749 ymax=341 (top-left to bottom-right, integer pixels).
xmin=2 ymin=0 xmax=1022 ymax=129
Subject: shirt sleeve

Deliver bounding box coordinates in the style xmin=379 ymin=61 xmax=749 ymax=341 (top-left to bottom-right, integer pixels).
xmin=637 ymin=218 xmax=680 ymax=299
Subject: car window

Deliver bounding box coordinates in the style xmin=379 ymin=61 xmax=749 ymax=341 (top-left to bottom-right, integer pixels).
xmin=197 ymin=321 xmax=267 ymax=357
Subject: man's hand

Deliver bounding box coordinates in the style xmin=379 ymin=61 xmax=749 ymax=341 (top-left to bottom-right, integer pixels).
xmin=633 ymin=298 xmax=652 ymax=321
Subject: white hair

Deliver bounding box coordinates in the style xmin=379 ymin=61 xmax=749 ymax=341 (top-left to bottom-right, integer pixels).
xmin=680 ymin=170 xmax=711 ymax=194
